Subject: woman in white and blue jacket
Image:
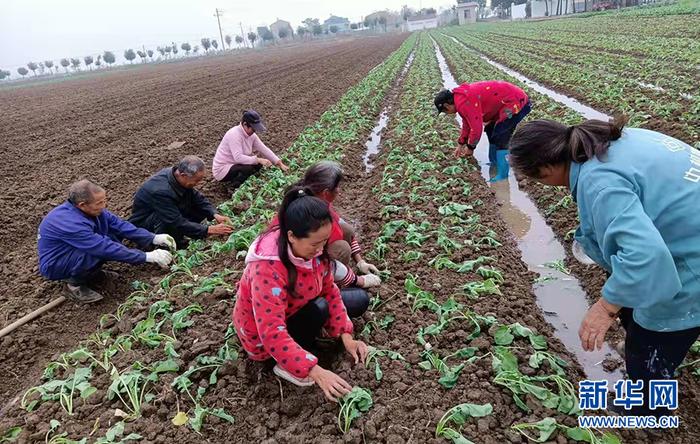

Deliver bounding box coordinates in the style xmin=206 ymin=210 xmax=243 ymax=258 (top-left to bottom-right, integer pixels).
xmin=509 ymin=116 xmax=700 ymax=417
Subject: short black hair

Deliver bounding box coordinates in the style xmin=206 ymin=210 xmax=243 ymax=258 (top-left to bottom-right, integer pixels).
xmin=434 ymin=89 xmax=454 ymax=114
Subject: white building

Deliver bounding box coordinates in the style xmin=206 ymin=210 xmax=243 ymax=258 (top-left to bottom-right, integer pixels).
xmin=405 ymin=14 xmax=438 ymax=31
xmin=456 ymin=1 xmax=480 ymax=24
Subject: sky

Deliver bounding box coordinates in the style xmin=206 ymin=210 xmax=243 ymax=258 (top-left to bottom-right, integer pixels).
xmin=0 ymin=0 xmax=454 ymax=70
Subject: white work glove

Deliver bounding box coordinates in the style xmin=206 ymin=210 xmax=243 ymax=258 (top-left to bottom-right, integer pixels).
xmin=358 ymin=273 xmax=381 ymax=288
xmin=571 ymin=240 xmax=595 ymax=265
xmin=356 ymin=260 xmax=379 ymax=275
xmin=146 ymin=249 xmax=173 ymax=269
xmin=152 ymin=234 xmax=176 ymax=250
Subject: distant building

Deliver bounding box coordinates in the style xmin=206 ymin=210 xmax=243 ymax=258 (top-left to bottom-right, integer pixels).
xmin=323 ymin=15 xmax=350 ymax=32
xmin=405 ymin=14 xmax=439 ymax=31
xmin=270 ymin=19 xmax=294 ymax=40
xmin=364 ymin=10 xmax=403 ymax=32
xmin=456 ymin=1 xmax=479 ymax=24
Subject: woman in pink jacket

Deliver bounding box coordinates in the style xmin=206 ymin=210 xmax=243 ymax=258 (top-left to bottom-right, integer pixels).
xmin=232 ymin=186 xmax=369 ymax=401
xmin=435 ymin=81 xmax=531 ymax=182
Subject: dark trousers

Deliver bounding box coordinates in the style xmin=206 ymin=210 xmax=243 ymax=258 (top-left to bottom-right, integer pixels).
xmin=484 ymin=101 xmax=532 ymax=148
xmin=618 ymin=307 xmax=700 ymax=417
xmin=287 ymin=290 xmax=369 ymax=351
xmin=287 ymin=297 xmax=329 ymax=351
xmin=66 ymin=262 xmax=104 ymax=286
xmin=223 ymin=164 xmax=262 ymax=188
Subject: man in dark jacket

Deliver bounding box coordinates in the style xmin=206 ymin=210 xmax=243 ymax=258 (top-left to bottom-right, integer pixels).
xmin=130 ymin=156 xmax=233 ymax=248
xmin=38 ymin=179 xmax=174 ymax=303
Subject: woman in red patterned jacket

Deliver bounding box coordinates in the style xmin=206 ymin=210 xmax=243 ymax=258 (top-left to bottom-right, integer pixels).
xmin=232 ymin=186 xmax=370 ymax=401
xmin=434 ymin=80 xmax=531 ymax=182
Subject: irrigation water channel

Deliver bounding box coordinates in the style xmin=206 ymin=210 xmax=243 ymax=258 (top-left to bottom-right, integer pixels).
xmin=430 ymin=38 xmax=623 ymax=383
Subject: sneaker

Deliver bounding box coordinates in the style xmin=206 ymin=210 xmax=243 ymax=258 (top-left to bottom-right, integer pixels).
xmin=65 ymin=284 xmax=104 ymax=303
xmin=273 ymin=364 xmax=315 ymax=387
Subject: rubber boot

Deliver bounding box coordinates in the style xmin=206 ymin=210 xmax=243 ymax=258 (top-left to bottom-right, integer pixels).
xmin=489 ymin=150 xmax=510 ymax=182
xmin=488 ymin=143 xmax=498 ymax=165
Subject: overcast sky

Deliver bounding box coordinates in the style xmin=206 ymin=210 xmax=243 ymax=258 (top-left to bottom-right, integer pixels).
xmin=0 ymin=0 xmax=453 ymax=70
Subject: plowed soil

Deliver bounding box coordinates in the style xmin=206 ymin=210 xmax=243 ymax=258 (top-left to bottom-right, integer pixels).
xmin=0 ymin=35 xmax=406 ymax=407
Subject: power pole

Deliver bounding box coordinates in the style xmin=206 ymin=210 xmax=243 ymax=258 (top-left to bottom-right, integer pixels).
xmin=240 ymin=22 xmax=247 ymax=48
xmin=214 ymin=8 xmax=225 ymax=50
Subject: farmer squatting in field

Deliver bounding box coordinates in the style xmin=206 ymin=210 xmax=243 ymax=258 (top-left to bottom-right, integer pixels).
xmin=434 ymin=80 xmax=531 ymax=182
xmin=508 ymin=116 xmax=700 ymax=418
xmin=232 ymin=187 xmax=370 ymax=400
xmin=277 ymin=161 xmax=382 ymax=291
xmin=129 ymin=155 xmax=233 ymax=249
xmin=37 ymin=179 xmax=175 ymax=303
xmin=212 ymin=109 xmax=289 ymax=189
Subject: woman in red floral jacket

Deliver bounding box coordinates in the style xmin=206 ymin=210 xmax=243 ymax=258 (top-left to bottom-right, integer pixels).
xmin=232 ymin=186 xmax=369 ymax=401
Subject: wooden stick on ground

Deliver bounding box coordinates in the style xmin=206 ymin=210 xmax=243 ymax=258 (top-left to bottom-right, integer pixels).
xmin=0 ymin=296 xmax=67 ymax=339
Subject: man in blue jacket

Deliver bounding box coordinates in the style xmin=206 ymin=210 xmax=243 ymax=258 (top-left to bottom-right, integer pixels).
xmin=38 ymin=180 xmax=175 ymax=303
xmin=129 ymin=156 xmax=233 ymax=249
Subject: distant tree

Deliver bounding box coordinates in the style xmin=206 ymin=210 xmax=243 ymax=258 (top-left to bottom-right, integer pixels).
xmin=44 ymin=60 xmax=54 ymax=73
xmin=17 ymin=67 xmax=28 ymax=77
xmin=69 ymin=58 xmax=80 ymax=71
xmin=164 ymin=46 xmax=172 ymax=57
xmin=95 ymin=55 xmax=102 ymax=68
xmin=212 ymin=39 xmax=219 ymax=50
xmin=235 ymin=35 xmax=244 ymax=47
xmin=0 ymin=70 xmax=9 ymax=80
xmin=103 ymin=51 xmax=116 ymax=66
xmin=297 ymin=27 xmax=307 ymax=37
xmin=84 ymin=55 xmax=94 ymax=70
xmin=157 ymin=46 xmax=165 ymax=57
xmin=60 ymin=58 xmax=70 ymax=72
xmin=26 ymin=62 xmax=38 ymax=76
xmin=193 ymin=45 xmax=200 ymax=54
xmin=171 ymin=43 xmax=178 ymax=56
xmin=124 ymin=49 xmax=136 ymax=63
xmin=38 ymin=62 xmax=46 ymax=74
xmin=312 ymin=24 xmax=323 ymax=35
xmin=329 ymin=25 xmax=339 ymax=34
xmin=350 ymin=23 xmax=358 ymax=30
xmin=248 ymin=32 xmax=257 ymax=47
xmin=201 ymin=37 xmax=211 ymax=52
xmin=225 ymin=34 xmax=232 ymax=48
xmin=303 ymin=18 xmax=320 ymax=29
xmin=181 ymin=42 xmax=191 ymax=55
xmin=278 ymin=29 xmax=288 ymax=39
xmin=147 ymin=49 xmax=154 ymax=60
xmin=378 ymin=17 xmax=387 ymax=32
xmin=137 ymin=50 xmax=146 ymax=62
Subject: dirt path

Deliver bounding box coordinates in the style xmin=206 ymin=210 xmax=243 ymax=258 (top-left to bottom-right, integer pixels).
xmin=0 ymin=34 xmax=407 ymax=406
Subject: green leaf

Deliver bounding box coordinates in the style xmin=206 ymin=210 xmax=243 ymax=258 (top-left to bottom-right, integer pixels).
xmin=529 ymin=335 xmax=548 ymax=350
xmin=438 ymin=363 xmax=465 ymax=389
xmin=492 ymin=347 xmax=518 ymax=373
xmin=494 ymin=325 xmax=515 ymax=345
xmin=512 ymin=417 xmax=558 ymax=443
xmin=209 ymin=408 xmax=235 ymax=424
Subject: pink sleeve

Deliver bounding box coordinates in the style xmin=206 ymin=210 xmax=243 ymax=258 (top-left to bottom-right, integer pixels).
xmin=252 ymin=265 xmax=318 ymax=378
xmin=322 ymin=261 xmax=353 ymax=335
xmin=252 ymin=135 xmax=280 ymax=164
xmin=227 ymin=130 xmax=259 ymax=165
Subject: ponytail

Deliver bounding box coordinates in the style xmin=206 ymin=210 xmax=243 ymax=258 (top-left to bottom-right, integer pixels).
xmin=273 ymin=186 xmax=332 ymax=294
xmin=291 ymin=161 xmax=344 ymax=196
xmin=509 ymin=115 xmax=628 ymax=178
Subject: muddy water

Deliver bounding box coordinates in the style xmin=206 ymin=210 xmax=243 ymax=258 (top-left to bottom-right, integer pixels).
xmin=363 ymin=52 xmax=416 ymax=172
xmin=363 ymin=109 xmax=389 ymax=172
xmin=432 ymin=39 xmax=623 ymax=382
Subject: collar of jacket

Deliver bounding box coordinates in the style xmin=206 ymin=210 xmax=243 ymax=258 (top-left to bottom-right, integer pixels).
xmin=569 ymin=161 xmax=582 ymax=201
xmin=166 ymin=167 xmax=187 ymax=198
